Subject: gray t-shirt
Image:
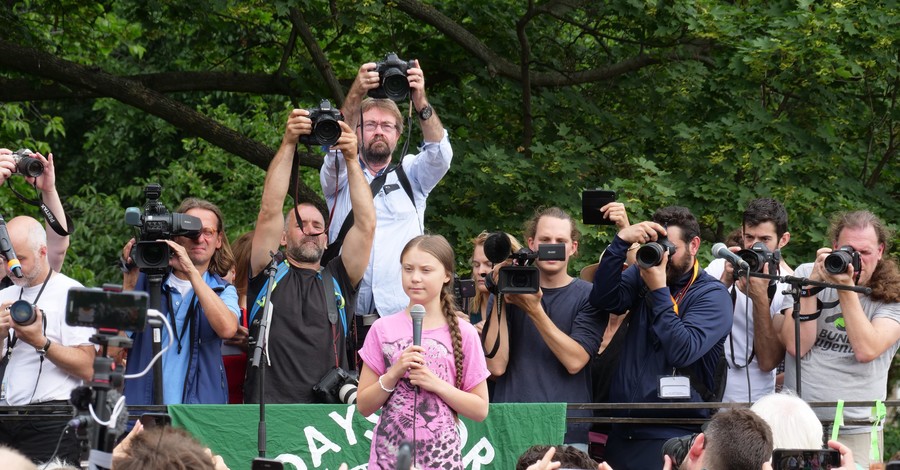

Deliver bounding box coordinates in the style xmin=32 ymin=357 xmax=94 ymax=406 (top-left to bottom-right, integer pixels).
xmin=783 ymin=263 xmax=900 ymax=426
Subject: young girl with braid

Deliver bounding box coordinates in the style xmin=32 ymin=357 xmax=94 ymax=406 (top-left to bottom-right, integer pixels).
xmin=357 ymin=235 xmax=490 ymax=469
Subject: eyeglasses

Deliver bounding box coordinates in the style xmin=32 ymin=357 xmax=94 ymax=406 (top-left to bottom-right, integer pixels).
xmin=198 ymin=227 xmax=218 ymax=239
xmin=363 ymin=121 xmax=397 ymax=133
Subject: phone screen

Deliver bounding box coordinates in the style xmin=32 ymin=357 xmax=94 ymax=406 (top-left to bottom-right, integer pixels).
xmin=582 ymin=189 xmax=618 ymax=225
xmin=65 ymin=287 xmax=148 ymax=331
xmin=138 ymin=413 xmax=172 ymax=429
xmin=772 ymin=448 xmax=841 ymax=469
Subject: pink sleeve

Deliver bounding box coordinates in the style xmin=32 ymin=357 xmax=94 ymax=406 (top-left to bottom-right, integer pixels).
xmin=359 ymin=319 xmax=387 ymax=376
xmin=459 ymin=322 xmax=490 ymax=392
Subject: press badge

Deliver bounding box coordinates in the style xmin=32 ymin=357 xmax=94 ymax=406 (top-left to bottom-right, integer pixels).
xmin=658 ymin=375 xmax=691 ymax=399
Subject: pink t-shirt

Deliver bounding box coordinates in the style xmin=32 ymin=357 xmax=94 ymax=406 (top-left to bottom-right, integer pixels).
xmin=360 ymin=310 xmax=490 ymax=470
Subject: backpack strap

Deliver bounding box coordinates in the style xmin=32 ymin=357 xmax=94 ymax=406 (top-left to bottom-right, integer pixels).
xmin=248 ymin=261 xmax=290 ymax=324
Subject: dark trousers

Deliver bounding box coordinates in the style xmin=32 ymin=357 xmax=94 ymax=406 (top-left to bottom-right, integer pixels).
xmin=0 ymin=415 xmax=81 ymax=465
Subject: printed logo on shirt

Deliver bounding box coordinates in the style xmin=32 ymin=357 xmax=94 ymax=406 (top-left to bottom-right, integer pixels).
xmin=814 ymin=310 xmax=853 ymax=355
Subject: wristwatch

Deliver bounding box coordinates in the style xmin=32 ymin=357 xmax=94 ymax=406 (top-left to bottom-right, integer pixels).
xmin=417 ymin=104 xmax=433 ymax=121
xmin=36 ymin=338 xmax=51 ymax=356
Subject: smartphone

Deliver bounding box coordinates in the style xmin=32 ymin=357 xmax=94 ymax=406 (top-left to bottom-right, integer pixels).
xmin=251 ymin=458 xmax=284 ymax=470
xmin=139 ymin=412 xmax=171 ymax=429
xmin=582 ymin=189 xmax=618 ymax=225
xmin=772 ymin=448 xmax=841 ymax=469
xmin=66 ymin=287 xmax=149 ymax=331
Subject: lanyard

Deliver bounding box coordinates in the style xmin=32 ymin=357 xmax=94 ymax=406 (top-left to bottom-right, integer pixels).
xmin=165 ymin=284 xmax=196 ymax=355
xmin=4 ymin=269 xmax=53 ymax=358
xmin=670 ymin=260 xmax=699 ymax=316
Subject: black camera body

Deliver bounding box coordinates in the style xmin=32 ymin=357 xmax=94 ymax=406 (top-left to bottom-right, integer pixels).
xmin=825 ymin=245 xmax=861 ymax=275
xmin=299 ymin=99 xmax=344 ymax=146
xmin=737 ymin=241 xmax=781 ymax=275
xmin=313 ymin=366 xmax=358 ymax=405
xmin=9 ymin=300 xmax=37 ymax=326
xmin=661 ymin=433 xmax=696 ymax=469
xmin=482 ymin=231 xmax=565 ymax=294
xmin=636 ymin=236 xmax=677 ymax=269
xmin=10 ymin=148 xmax=44 ymax=177
xmin=125 ymin=184 xmax=202 ymax=272
xmin=368 ymin=53 xmax=416 ymax=101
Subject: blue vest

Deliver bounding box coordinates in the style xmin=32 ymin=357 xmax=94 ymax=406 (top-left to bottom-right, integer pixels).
xmin=123 ymin=271 xmax=230 ymax=405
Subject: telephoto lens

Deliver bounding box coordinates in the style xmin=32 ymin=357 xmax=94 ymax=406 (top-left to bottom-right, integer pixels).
xmin=9 ymin=300 xmax=37 ymax=326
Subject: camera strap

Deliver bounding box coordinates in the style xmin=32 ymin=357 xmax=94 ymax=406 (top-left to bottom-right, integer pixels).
xmin=165 ymin=289 xmax=196 ymax=356
xmin=6 ymin=181 xmax=75 ymax=237
xmin=320 ymin=268 xmax=345 ymax=368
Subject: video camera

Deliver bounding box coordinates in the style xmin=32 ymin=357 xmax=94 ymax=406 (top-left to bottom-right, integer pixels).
xmin=737 ymin=241 xmax=780 ymax=276
xmin=125 ymin=184 xmax=202 ymax=272
xmin=8 ymin=148 xmax=44 ymax=177
xmin=482 ymin=231 xmax=565 ymax=294
xmin=298 ymin=99 xmax=344 ymax=146
xmin=368 ymin=52 xmax=416 ymax=102
xmin=825 ymin=245 xmax=861 ymax=275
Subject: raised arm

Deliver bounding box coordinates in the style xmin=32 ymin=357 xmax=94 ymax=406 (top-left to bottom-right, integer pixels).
xmin=251 ymin=109 xmax=311 ymax=277
xmin=330 ymin=121 xmax=373 ymax=284
xmin=340 ymin=63 xmax=378 ymax=131
xmin=29 ymin=152 xmax=70 ymax=272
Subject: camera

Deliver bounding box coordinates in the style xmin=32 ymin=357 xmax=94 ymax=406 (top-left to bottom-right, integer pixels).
xmin=825 ymin=245 xmax=861 ymax=275
xmin=9 ymin=148 xmax=44 ymax=177
xmin=66 ymin=287 xmax=149 ymax=332
xmin=737 ymin=242 xmax=780 ymax=275
xmin=125 ymin=184 xmax=202 ymax=272
xmin=661 ymin=433 xmax=696 ymax=469
xmin=368 ymin=52 xmax=416 ymax=102
xmin=636 ymin=235 xmax=677 ymax=269
xmin=299 ymin=99 xmax=344 ymax=146
xmin=454 ymin=275 xmax=476 ymax=300
xmin=483 ymin=231 xmax=565 ymax=294
xmin=9 ymin=300 xmax=37 ymax=326
xmin=771 ymin=448 xmax=840 ymax=469
xmin=313 ymin=366 xmax=359 ymax=405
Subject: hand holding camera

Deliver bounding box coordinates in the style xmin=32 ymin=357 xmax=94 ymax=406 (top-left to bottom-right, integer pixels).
xmin=283 ymin=108 xmax=313 ymax=145
xmin=0 ymin=148 xmax=46 ymax=185
xmin=811 ymin=246 xmax=861 ymax=286
xmin=2 ymin=299 xmax=46 ymax=348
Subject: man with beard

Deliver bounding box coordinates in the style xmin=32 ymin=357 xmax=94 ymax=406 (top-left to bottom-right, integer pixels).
xmin=0 ymin=216 xmax=94 ymax=464
xmin=589 ymin=206 xmax=732 ymax=470
xmin=781 ymin=210 xmax=900 ymax=467
xmin=321 ymin=60 xmax=452 ymax=329
xmin=121 ymin=198 xmax=240 ymax=405
xmin=244 ymin=110 xmax=374 ymax=404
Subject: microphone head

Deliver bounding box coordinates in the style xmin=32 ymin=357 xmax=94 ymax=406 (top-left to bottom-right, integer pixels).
xmin=410 ymin=304 xmax=426 ymax=321
xmin=483 ymin=231 xmax=512 ymax=264
xmin=711 ymin=242 xmax=728 ymax=257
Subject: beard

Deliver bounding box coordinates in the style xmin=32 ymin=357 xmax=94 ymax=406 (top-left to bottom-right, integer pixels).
xmin=286 ymin=236 xmax=325 ymax=264
xmin=364 ymin=138 xmax=393 ymax=166
xmin=666 ymin=255 xmax=693 ymax=286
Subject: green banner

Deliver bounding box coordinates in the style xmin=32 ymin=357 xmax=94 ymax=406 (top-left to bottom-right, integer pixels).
xmin=169 ymin=403 xmax=565 ymax=469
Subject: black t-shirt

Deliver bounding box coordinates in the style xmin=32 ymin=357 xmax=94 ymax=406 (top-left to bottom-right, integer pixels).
xmin=244 ymin=256 xmax=357 ymax=404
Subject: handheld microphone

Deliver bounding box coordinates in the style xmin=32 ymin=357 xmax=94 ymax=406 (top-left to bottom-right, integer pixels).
xmin=396 ymin=441 xmax=413 ymax=470
xmin=711 ymin=242 xmax=749 ymax=271
xmin=0 ymin=216 xmax=23 ymax=278
xmin=410 ymin=304 xmax=425 ymax=347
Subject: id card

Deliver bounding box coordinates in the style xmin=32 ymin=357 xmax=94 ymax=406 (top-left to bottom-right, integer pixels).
xmin=658 ymin=375 xmax=691 ymax=399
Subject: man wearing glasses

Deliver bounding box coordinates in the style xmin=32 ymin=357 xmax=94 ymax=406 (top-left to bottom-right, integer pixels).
xmin=321 ymin=60 xmax=452 ymax=333
xmin=121 ymin=198 xmax=240 ymax=405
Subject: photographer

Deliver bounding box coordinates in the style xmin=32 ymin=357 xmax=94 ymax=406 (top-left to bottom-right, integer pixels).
xmin=321 ymin=58 xmax=452 ymax=329
xmin=705 ymin=198 xmax=793 ymax=403
xmin=121 ymin=198 xmax=240 ymax=405
xmin=780 ymin=210 xmax=900 ymax=467
xmin=589 ymin=206 xmax=732 ymax=470
xmin=0 ymin=216 xmax=94 ymax=465
xmin=245 ymin=111 xmax=373 ymax=404
xmin=0 ymin=149 xmax=71 ymax=284
xmin=482 ymin=207 xmax=605 ymax=448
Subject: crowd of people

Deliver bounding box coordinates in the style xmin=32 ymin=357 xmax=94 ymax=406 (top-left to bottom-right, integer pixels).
xmin=1 ymin=55 xmax=899 ymax=470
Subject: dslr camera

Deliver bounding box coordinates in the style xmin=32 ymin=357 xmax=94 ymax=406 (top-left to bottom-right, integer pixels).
xmin=368 ymin=52 xmax=416 ymax=102
xmin=298 ymin=99 xmax=343 ymax=146
xmin=737 ymin=242 xmax=780 ymax=275
xmin=636 ymin=235 xmax=677 ymax=269
xmin=483 ymin=231 xmax=566 ymax=294
xmin=125 ymin=184 xmax=202 ymax=272
xmin=8 ymin=148 xmax=44 ymax=177
xmin=825 ymin=245 xmax=861 ymax=275
xmin=8 ymin=300 xmax=37 ymax=326
xmin=661 ymin=433 xmax=697 ymax=469
xmin=313 ymin=366 xmax=358 ymax=405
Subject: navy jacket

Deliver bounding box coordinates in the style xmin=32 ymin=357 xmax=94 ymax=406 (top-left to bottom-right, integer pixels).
xmin=124 ymin=272 xmax=231 ymax=405
xmin=590 ymin=236 xmax=732 ymax=439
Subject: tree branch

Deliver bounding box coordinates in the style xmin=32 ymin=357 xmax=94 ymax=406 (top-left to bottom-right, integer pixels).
xmin=290 ymin=7 xmax=345 ymax=106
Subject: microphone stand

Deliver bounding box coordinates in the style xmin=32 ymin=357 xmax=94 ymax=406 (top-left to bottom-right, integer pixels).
xmin=737 ymin=268 xmax=871 ymax=397
xmin=251 ymin=253 xmax=279 ymax=461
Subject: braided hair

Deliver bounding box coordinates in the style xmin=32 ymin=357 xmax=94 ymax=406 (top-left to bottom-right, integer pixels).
xmin=402 ymin=235 xmax=465 ymax=389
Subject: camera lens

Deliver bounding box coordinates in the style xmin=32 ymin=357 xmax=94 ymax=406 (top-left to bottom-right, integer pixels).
xmin=9 ymin=300 xmax=37 ymax=326
xmin=381 ymin=68 xmax=410 ymax=101
xmin=636 ymin=243 xmax=664 ymax=269
xmin=15 ymin=156 xmax=44 ymax=178
xmin=338 ymin=382 xmax=358 ymax=405
xmin=825 ymin=251 xmax=853 ymax=274
xmin=313 ymin=118 xmax=342 ymax=146
xmin=134 ymin=241 xmax=170 ymax=269
xmin=737 ymin=249 xmax=764 ymax=273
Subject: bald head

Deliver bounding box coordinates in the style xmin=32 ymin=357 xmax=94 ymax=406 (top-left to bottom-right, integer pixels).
xmin=0 ymin=445 xmax=38 ymax=470
xmin=5 ymin=216 xmax=49 ymax=286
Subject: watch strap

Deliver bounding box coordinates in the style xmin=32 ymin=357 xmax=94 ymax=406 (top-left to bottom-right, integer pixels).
xmin=418 ymin=104 xmax=433 ymax=121
xmin=36 ymin=338 xmax=51 ymax=355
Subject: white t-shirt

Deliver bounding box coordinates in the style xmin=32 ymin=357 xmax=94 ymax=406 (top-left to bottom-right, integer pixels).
xmin=1 ymin=272 xmax=94 ymax=405
xmin=784 ymin=263 xmax=900 ymax=426
xmin=706 ymin=258 xmax=792 ymax=403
